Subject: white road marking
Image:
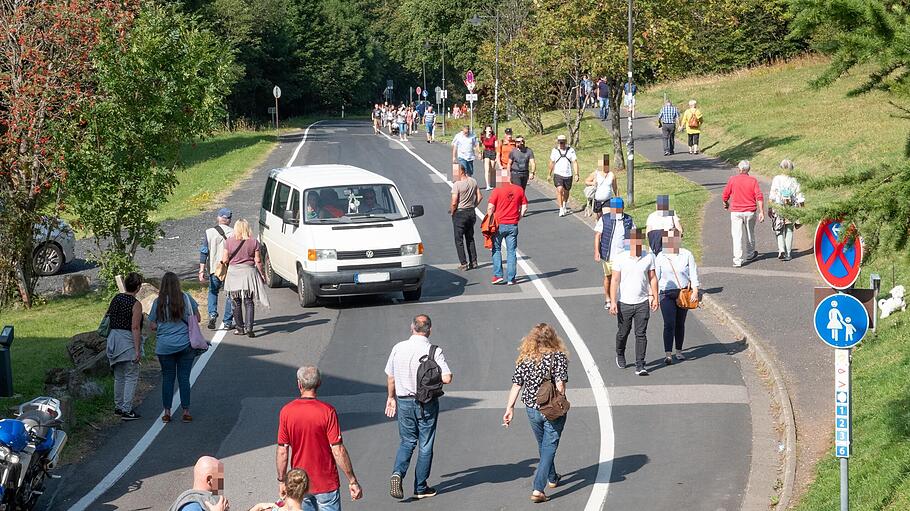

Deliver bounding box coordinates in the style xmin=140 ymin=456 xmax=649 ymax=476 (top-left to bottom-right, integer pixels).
xmin=313 ymin=385 xmax=748 ymax=413
xmin=285 ymin=120 xmax=323 ymax=167
xmin=67 ymin=329 xmax=228 ymax=511
xmin=380 ymin=129 xmax=615 ymax=511
xmin=69 ymin=121 xmax=329 ymax=511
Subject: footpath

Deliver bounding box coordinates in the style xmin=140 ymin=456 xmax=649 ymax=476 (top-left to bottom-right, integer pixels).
xmin=612 ymin=112 xmax=832 ymax=501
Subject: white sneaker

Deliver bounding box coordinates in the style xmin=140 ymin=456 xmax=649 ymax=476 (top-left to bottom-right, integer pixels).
xmin=558 ymin=206 xmax=566 ymax=217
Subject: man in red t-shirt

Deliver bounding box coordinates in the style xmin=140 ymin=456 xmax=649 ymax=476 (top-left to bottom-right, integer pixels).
xmin=722 ymin=160 xmax=765 ymax=267
xmin=277 ymin=366 xmax=362 ymax=510
xmin=486 ymin=182 xmax=528 ymax=285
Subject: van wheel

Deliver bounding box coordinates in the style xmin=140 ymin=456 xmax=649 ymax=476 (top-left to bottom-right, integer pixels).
xmin=297 ymin=272 xmax=317 ymax=307
xmin=262 ymin=248 xmax=281 ymax=288
xmin=402 ymin=287 xmax=422 ymax=302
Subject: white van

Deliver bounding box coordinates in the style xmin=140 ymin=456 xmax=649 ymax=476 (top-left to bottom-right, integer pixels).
xmin=258 ymin=165 xmax=426 ymax=307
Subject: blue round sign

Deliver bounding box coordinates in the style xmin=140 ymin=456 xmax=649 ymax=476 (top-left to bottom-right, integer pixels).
xmin=814 ymin=293 xmax=868 ymax=348
xmin=422 ymin=90 xmax=428 ymax=98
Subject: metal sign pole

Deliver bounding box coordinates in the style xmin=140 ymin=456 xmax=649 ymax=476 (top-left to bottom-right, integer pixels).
xmin=835 ymin=348 xmax=851 ymax=511
xmin=275 ymin=96 xmax=279 ymax=130
xmin=469 ymin=100 xmax=474 ymax=135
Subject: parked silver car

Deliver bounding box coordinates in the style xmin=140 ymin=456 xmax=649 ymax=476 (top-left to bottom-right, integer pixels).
xmin=33 ymin=218 xmax=75 ymax=276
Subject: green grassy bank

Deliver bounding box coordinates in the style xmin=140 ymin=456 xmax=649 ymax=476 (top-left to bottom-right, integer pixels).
xmin=640 ymin=56 xmax=910 ymax=511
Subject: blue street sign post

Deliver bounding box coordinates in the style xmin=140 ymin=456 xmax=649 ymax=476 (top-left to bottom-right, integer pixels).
xmin=813 ymin=220 xmax=868 ymax=511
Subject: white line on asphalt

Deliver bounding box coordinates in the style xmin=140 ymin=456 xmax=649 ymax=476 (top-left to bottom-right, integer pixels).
xmin=285 ymin=120 xmax=323 ymax=167
xmin=380 ymin=130 xmax=615 ymax=511
xmin=71 ymin=120 xmax=329 ymax=510
xmin=68 ymin=329 xmax=229 ymax=511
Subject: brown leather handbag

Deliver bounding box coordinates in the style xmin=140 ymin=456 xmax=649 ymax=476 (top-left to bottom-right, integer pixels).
xmin=668 ymin=257 xmax=700 ymax=309
xmin=536 ymin=365 xmax=570 ymax=421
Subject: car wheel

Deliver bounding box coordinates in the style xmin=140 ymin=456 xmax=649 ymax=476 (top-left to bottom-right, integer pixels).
xmin=297 ymin=271 xmax=317 ymax=308
xmin=33 ymin=243 xmax=64 ymax=276
xmin=262 ymin=248 xmax=281 ymax=288
xmin=402 ymin=287 xmax=422 ymax=302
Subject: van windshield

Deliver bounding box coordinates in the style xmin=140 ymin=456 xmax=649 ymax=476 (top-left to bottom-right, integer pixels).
xmin=303 ymin=184 xmax=409 ymax=224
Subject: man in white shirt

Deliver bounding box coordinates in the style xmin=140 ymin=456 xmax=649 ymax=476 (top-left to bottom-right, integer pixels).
xmin=609 ymin=228 xmax=659 ymax=375
xmin=547 ymin=135 xmax=579 ymax=217
xmin=384 ymin=315 xmax=453 ymax=501
xmin=645 ymin=194 xmax=683 ymax=254
xmin=451 ymin=125 xmax=478 ymax=177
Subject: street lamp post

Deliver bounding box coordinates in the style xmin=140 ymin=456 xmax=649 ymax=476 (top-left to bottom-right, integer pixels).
xmin=626 ymin=0 xmax=635 ymax=206
xmin=425 ymin=40 xmax=447 ymax=137
xmin=468 ymin=10 xmax=500 ymax=136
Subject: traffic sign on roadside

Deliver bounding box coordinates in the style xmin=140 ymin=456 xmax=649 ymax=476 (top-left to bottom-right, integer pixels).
xmin=465 ymin=70 xmax=476 ymax=92
xmin=815 ymin=219 xmax=862 ymax=289
xmin=834 ymin=349 xmax=851 ymax=458
xmin=466 ymin=93 xmax=478 ymax=102
xmin=273 ymin=86 xmax=281 ymax=99
xmin=422 ymin=90 xmax=428 ymax=98
xmin=814 ymin=293 xmax=868 ymax=349
xmin=416 ymin=86 xmax=422 ymax=96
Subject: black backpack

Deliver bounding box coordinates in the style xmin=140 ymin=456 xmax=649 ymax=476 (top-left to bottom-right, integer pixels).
xmin=416 ymin=345 xmax=445 ymax=404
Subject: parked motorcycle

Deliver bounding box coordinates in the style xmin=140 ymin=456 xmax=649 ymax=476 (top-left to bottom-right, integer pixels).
xmin=0 ymin=397 xmax=67 ymax=511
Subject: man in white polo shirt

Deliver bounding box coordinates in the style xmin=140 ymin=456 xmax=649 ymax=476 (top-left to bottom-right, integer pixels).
xmin=547 ymin=135 xmax=579 ymax=217
xmin=609 ymin=228 xmax=659 ymax=375
xmin=384 ymin=315 xmax=453 ymax=501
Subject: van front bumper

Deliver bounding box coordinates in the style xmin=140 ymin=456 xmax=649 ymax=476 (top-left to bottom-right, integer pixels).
xmin=304 ymin=265 xmax=425 ymax=297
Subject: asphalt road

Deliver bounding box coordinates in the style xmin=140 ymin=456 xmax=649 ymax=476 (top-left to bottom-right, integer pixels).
xmin=46 ymin=121 xmax=761 ymax=511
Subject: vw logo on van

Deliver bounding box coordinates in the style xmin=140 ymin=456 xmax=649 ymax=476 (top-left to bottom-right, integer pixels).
xmin=365 ymin=250 xmax=374 ymax=259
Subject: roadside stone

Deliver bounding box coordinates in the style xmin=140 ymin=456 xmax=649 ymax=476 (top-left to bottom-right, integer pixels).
xmin=62 ymin=275 xmax=91 ymax=296
xmin=72 ymin=379 xmax=104 ymax=400
xmin=136 ymin=283 xmax=159 ymax=315
xmin=66 ymin=331 xmax=106 ymax=367
xmin=75 ymin=350 xmax=111 ymax=378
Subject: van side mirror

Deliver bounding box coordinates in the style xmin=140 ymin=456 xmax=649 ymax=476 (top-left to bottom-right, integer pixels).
xmin=409 ymin=205 xmax=424 ymax=218
xmin=282 ymin=210 xmax=300 ymax=226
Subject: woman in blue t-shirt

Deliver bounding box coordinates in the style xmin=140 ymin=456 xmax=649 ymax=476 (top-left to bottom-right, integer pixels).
xmin=149 ymin=272 xmax=200 ymax=423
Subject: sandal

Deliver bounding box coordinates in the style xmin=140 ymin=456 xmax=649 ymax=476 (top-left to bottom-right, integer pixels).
xmin=161 ymin=413 xmax=171 ymax=423
xmin=182 ymin=412 xmax=193 ymax=423
xmin=530 ymin=492 xmax=549 ymax=503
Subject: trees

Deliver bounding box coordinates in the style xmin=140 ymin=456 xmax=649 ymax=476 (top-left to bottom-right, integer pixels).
xmin=67 ymin=2 xmax=236 ymax=289
xmin=788 ymin=0 xmax=910 ymax=257
xmin=0 ymin=0 xmax=135 ymax=306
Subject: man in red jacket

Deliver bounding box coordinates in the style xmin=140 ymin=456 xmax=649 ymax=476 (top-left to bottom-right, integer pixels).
xmin=722 ymin=160 xmax=765 ymax=267
xmin=486 ymin=182 xmax=528 ymax=285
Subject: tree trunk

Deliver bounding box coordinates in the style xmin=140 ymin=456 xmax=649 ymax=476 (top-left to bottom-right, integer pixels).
xmin=608 ymin=79 xmax=625 ymax=170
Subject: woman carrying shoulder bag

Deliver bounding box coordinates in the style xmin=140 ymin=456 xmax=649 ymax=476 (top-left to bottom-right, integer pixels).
xmin=583 ymin=154 xmax=616 ymax=220
xmin=654 ymin=228 xmax=700 ymax=364
xmin=149 ymin=272 xmax=200 ymax=423
xmin=503 ymin=323 xmax=569 ymax=503
xmin=105 ymin=272 xmax=144 ymax=421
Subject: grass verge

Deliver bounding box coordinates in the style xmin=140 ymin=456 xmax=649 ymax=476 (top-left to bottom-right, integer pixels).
xmin=638 ymin=55 xmax=910 ymax=510
xmin=441 ymin=111 xmax=710 ymax=261
xmin=0 ymin=283 xmax=205 ymax=461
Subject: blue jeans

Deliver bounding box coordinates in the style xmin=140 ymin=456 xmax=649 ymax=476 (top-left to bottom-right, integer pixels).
xmin=302 ymin=489 xmax=341 ymax=511
xmin=457 ymin=158 xmax=474 ymax=176
xmin=158 ymin=346 xmax=194 ymax=410
xmin=207 ymin=273 xmax=233 ymax=325
xmin=393 ymin=398 xmax=439 ymax=494
xmin=526 ymin=408 xmax=566 ymax=492
xmin=492 ymin=223 xmax=518 ymax=282
xmin=399 ymin=122 xmax=407 ymax=135
xmin=599 ymin=98 xmax=609 ymax=119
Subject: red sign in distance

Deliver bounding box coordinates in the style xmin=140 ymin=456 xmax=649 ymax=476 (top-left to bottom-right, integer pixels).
xmin=416 ymin=86 xmax=422 ymax=96
xmin=814 ymin=219 xmax=863 ymax=289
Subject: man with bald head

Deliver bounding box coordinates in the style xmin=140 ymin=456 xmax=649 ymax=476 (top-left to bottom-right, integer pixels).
xmin=168 ymin=456 xmax=229 ymax=511
xmin=277 ymin=366 xmax=362 ymax=510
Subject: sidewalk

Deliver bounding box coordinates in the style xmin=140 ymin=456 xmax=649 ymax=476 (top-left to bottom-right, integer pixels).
xmin=614 ymin=112 xmax=832 ymax=496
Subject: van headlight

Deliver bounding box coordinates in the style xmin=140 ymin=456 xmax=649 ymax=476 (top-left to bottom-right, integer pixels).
xmin=401 ymin=243 xmax=424 ymax=256
xmin=307 ymin=249 xmax=337 ymax=261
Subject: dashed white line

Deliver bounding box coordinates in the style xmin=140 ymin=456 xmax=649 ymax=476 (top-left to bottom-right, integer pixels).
xmin=380 ymin=130 xmax=615 ymax=511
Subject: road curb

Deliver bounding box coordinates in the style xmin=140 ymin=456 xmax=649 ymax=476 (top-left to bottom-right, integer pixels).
xmin=700 ymin=294 xmax=797 ymax=510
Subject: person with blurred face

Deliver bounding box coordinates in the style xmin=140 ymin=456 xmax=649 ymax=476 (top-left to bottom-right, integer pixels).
xmin=594 ymin=197 xmax=634 ymax=310
xmin=609 ymin=228 xmax=659 ymax=376
xmin=654 ymin=228 xmax=699 ymax=364
xmin=168 ymin=456 xmax=229 ymax=511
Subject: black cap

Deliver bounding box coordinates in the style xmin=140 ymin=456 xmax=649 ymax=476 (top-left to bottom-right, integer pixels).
xmin=504 ymin=127 xmax=513 ymax=134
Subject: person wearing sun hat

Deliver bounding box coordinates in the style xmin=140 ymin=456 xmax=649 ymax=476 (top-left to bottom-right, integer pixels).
xmin=198 ymin=207 xmax=234 ymax=330
xmin=548 ymin=134 xmax=579 ymax=217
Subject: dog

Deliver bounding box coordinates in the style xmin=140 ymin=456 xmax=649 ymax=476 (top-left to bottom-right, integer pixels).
xmin=879 ymin=284 xmax=906 ymax=319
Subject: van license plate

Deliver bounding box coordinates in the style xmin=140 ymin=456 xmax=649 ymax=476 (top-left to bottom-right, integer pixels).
xmin=355 ymin=272 xmax=390 ymax=283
